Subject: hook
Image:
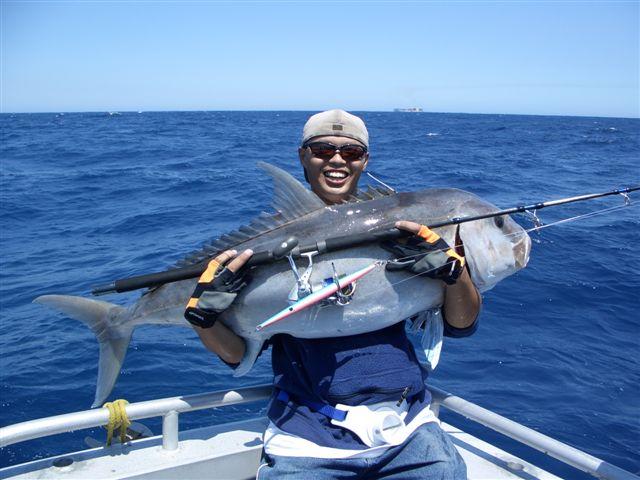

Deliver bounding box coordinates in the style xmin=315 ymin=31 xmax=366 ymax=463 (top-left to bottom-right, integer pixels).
xmin=619 ymin=192 xmax=631 ymax=206
xmin=525 ymin=209 xmax=544 ymax=232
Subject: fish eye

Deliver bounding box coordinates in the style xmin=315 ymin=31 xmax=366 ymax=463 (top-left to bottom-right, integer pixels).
xmin=494 ymin=216 xmax=505 ymax=229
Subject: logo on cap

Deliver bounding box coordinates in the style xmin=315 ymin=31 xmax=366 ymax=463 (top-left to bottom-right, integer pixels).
xmin=332 ymin=124 xmax=343 ymax=131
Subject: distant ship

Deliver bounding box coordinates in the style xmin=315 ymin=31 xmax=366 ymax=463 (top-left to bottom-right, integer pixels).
xmin=393 ymin=107 xmax=423 ymax=112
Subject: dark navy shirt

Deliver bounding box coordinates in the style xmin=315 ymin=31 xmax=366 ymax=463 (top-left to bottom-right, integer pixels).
xmin=267 ymin=323 xmax=427 ymax=448
xmin=264 ymin=315 xmax=478 ymax=450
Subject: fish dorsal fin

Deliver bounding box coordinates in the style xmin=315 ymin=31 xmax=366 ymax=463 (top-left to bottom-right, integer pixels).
xmin=172 ymin=163 xmax=325 ymax=268
xmin=258 ymin=161 xmax=325 ymax=220
xmin=347 ymin=185 xmax=396 ymax=203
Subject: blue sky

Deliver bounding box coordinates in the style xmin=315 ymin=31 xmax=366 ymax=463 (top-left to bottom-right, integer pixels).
xmin=1 ymin=1 xmax=638 ymax=117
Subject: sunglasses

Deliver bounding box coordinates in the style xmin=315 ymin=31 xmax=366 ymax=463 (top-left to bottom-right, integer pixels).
xmin=304 ymin=142 xmax=368 ymax=161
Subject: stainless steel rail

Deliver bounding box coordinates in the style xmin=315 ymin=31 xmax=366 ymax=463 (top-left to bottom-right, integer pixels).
xmin=0 ymin=385 xmax=272 ymax=449
xmin=0 ymin=384 xmax=636 ymax=480
xmin=429 ymin=386 xmax=638 ymax=480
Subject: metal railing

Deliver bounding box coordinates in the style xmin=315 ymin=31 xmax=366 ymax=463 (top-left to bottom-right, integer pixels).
xmin=428 ymin=388 xmax=638 ymax=480
xmin=0 ymin=384 xmax=637 ymax=480
xmin=0 ymin=385 xmax=271 ymax=450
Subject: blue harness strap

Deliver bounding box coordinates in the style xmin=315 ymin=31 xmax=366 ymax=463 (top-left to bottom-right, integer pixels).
xmin=276 ymin=389 xmax=348 ymax=422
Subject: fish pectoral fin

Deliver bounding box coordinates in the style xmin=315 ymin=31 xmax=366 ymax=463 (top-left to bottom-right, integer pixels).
xmin=232 ymin=338 xmax=264 ymax=377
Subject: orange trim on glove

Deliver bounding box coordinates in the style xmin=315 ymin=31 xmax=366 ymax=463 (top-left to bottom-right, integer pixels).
xmin=445 ymin=248 xmax=466 ymax=268
xmin=186 ymin=259 xmax=222 ymax=309
xmin=187 ymin=297 xmax=198 ymax=308
xmin=199 ymin=259 xmax=221 ymax=283
xmin=417 ymin=225 xmax=466 ymax=269
xmin=417 ymin=225 xmax=440 ymax=244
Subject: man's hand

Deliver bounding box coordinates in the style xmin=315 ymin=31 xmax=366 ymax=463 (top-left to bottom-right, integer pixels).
xmin=387 ymin=221 xmax=480 ymax=331
xmin=184 ymin=249 xmax=253 ymax=329
xmin=382 ymin=221 xmax=465 ymax=285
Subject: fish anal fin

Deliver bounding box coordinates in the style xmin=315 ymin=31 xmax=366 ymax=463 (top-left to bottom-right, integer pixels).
xmin=232 ymin=338 xmax=264 ymax=377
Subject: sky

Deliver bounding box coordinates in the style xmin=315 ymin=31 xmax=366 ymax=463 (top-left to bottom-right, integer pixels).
xmin=1 ymin=1 xmax=638 ymax=117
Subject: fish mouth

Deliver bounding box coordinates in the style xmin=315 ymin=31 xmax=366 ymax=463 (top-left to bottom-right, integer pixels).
xmin=323 ymin=169 xmax=350 ymax=187
xmin=514 ymin=234 xmax=532 ymax=269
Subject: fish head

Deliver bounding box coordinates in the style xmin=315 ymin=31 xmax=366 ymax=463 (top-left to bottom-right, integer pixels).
xmin=454 ymin=199 xmax=531 ymax=291
xmin=405 ymin=189 xmax=531 ymax=292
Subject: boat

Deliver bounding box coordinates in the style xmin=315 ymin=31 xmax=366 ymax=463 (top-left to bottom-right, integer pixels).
xmin=1 ymin=384 xmax=637 ymax=480
xmin=393 ymin=108 xmax=423 ymax=112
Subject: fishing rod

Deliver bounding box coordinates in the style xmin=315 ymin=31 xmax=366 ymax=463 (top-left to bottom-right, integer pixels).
xmin=91 ymin=186 xmax=639 ymax=296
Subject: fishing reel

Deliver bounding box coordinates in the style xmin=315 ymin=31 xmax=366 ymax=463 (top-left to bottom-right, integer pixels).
xmin=274 ymin=236 xmax=356 ymax=307
xmin=271 ymin=236 xmax=314 ymax=304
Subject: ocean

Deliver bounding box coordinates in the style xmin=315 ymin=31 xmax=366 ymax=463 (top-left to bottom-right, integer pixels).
xmin=1 ymin=111 xmax=638 ymax=478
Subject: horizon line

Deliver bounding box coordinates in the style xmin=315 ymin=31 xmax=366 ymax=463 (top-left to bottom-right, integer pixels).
xmin=0 ymin=108 xmax=638 ymax=120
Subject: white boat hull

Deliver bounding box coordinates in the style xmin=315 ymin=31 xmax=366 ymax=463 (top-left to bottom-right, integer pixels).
xmin=1 ymin=417 xmax=561 ymax=480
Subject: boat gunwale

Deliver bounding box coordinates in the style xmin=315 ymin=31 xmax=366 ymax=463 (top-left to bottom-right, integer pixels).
xmin=0 ymin=384 xmax=636 ymax=480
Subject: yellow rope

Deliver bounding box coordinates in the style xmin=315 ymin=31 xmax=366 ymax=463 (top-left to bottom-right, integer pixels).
xmin=103 ymin=399 xmax=131 ymax=446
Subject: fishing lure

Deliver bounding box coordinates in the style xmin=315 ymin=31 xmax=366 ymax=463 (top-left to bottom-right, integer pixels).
xmin=255 ymin=262 xmax=381 ymax=332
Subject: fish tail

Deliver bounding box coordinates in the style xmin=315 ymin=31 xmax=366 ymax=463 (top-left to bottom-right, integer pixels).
xmin=34 ymin=294 xmax=132 ymax=408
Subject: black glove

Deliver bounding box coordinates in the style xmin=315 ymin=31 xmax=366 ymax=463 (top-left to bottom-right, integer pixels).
xmin=184 ymin=259 xmax=250 ymax=329
xmin=382 ymin=225 xmax=465 ymax=285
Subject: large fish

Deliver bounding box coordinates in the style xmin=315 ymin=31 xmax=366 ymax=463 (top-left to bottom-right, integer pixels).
xmin=36 ymin=163 xmax=531 ymax=407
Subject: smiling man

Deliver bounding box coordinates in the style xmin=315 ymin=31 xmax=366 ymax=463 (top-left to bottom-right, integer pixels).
xmin=186 ymin=110 xmax=480 ymax=479
xmin=298 ymin=110 xmax=370 ymax=204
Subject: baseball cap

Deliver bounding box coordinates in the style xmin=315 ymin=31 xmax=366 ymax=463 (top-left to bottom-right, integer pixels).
xmin=302 ymin=109 xmax=369 ymax=148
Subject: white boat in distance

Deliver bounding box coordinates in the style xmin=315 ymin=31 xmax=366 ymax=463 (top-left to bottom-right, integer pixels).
xmin=1 ymin=384 xmax=637 ymax=480
xmin=394 ymin=107 xmax=423 ymax=112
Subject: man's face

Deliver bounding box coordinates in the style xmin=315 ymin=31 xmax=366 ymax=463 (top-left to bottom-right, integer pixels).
xmin=298 ymin=135 xmax=369 ymax=204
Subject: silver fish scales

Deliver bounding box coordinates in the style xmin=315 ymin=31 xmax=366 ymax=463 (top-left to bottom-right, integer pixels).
xmin=35 ymin=163 xmax=531 ymax=407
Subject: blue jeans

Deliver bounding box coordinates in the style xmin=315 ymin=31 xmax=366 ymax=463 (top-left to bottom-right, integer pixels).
xmin=256 ymin=422 xmax=467 ymax=479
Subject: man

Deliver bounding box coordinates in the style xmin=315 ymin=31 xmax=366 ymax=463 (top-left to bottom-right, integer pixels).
xmin=185 ymin=110 xmax=480 ymax=479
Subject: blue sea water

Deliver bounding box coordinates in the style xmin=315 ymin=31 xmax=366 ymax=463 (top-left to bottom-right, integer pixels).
xmin=0 ymin=111 xmax=638 ymax=478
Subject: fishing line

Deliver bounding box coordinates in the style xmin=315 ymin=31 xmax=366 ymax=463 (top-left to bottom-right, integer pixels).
xmin=386 ymin=202 xmax=637 ymax=266
xmin=523 ymin=203 xmax=635 ymax=234
xmin=365 ymin=171 xmax=396 ymax=192
xmin=350 ymin=202 xmax=639 ymax=300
